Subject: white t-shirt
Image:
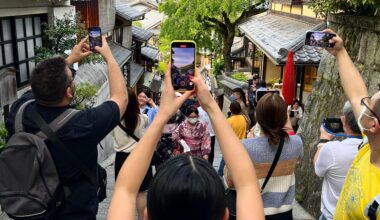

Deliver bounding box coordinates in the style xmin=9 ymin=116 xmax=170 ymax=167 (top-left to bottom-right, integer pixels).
xmin=197 ymin=107 xmax=215 ymax=136
xmin=314 ymin=137 xmax=362 ymax=220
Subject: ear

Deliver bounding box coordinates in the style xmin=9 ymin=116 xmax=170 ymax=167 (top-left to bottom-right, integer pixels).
xmin=144 ymin=208 xmax=149 ymax=220
xmin=340 ymin=115 xmax=346 ymax=127
xmin=369 ymin=118 xmax=380 ymax=133
xmin=65 ymin=86 xmax=74 ymax=99
xmin=222 ymin=208 xmax=229 ymax=220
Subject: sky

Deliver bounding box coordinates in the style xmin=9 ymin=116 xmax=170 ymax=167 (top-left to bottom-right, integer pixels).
xmin=172 ymin=47 xmax=194 ymax=68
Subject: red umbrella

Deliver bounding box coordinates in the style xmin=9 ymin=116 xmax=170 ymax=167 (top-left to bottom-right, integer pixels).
xmin=282 ymin=50 xmax=295 ymax=105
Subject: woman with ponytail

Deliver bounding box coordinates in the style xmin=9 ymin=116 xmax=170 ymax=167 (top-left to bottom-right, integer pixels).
xmin=225 ymin=93 xmax=303 ymax=220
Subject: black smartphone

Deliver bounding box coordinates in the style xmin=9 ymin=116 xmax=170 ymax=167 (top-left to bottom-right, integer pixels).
xmin=305 ymin=31 xmax=336 ymax=48
xmin=323 ymin=118 xmax=344 ymax=133
xmin=171 ymin=41 xmax=196 ymax=91
xmin=88 ymin=26 xmax=102 ymax=53
xmin=256 ymin=90 xmax=280 ymax=102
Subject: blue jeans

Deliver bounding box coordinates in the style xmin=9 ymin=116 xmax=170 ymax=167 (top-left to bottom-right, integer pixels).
xmin=218 ymin=157 xmax=225 ymax=176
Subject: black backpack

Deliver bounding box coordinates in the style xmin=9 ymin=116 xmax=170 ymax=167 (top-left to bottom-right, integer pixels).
xmin=0 ymin=100 xmax=78 ymax=219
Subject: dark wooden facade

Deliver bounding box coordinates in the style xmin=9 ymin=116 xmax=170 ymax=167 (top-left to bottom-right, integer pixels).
xmin=72 ymin=0 xmax=99 ymax=28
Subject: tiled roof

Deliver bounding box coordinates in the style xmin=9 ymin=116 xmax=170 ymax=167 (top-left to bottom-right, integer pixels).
xmin=139 ymin=10 xmax=164 ymax=30
xmin=238 ymin=12 xmax=326 ymax=64
xmin=141 ymin=45 xmax=159 ymax=61
xmin=130 ymin=61 xmax=145 ymax=87
xmin=132 ymin=26 xmax=154 ymax=42
xmin=282 ymin=45 xmax=323 ymax=64
xmin=115 ymin=2 xmax=145 ymax=21
xmin=109 ymin=41 xmax=132 ymax=66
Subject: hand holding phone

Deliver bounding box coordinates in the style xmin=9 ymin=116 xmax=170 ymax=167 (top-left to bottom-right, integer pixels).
xmin=88 ymin=26 xmax=102 ymax=53
xmin=171 ymin=41 xmax=196 ymax=91
xmin=305 ymin=31 xmax=336 ymax=48
xmin=322 ymin=118 xmax=344 ymax=134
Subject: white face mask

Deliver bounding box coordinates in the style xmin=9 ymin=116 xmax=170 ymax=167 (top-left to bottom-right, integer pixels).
xmin=358 ymin=107 xmax=375 ymax=132
xmin=187 ymin=118 xmax=199 ymax=124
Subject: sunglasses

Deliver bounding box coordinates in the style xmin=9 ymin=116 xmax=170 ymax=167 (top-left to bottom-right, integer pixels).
xmin=360 ymin=96 xmax=380 ymax=123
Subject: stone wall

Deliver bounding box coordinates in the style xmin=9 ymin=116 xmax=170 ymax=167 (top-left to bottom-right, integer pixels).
xmin=296 ymin=14 xmax=380 ymax=216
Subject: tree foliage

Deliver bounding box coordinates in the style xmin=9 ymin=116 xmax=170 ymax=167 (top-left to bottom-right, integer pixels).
xmin=73 ymin=82 xmax=98 ymax=110
xmin=159 ymin=0 xmax=265 ymax=72
xmin=0 ymin=123 xmax=7 ymax=152
xmin=35 ymin=12 xmax=104 ymax=64
xmin=308 ymin=0 xmax=380 ymax=17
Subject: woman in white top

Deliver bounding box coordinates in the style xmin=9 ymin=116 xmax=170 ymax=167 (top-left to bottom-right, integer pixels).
xmin=287 ymin=99 xmax=303 ymax=132
xmin=113 ymin=88 xmax=149 ymax=220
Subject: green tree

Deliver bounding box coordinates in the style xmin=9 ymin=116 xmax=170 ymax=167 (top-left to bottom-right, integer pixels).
xmin=159 ymin=0 xmax=265 ymax=72
xmin=309 ymin=0 xmax=380 ymax=17
xmin=35 ymin=12 xmax=103 ymax=63
xmin=0 ymin=123 xmax=7 ymax=152
xmin=73 ymin=82 xmax=99 ymax=110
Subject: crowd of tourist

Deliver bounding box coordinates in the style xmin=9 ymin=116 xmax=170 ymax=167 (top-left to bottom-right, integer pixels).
xmin=1 ymin=29 xmax=379 ymax=220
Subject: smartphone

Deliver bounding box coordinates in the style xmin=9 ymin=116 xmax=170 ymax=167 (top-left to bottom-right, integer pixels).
xmin=171 ymin=41 xmax=196 ymax=91
xmin=323 ymin=118 xmax=344 ymax=134
xmin=305 ymin=31 xmax=336 ymax=48
xmin=255 ymin=90 xmax=280 ymax=102
xmin=88 ymin=26 xmax=102 ymax=53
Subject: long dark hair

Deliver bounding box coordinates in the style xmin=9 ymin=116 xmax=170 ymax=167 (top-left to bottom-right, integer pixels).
xmin=123 ymin=88 xmax=140 ymax=135
xmin=256 ymin=93 xmax=288 ymax=146
xmin=147 ymin=154 xmax=226 ymax=220
xmin=232 ymin=87 xmax=247 ymax=107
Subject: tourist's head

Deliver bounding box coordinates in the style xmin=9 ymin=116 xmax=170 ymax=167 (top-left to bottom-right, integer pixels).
xmin=185 ymin=105 xmax=199 ymax=125
xmin=123 ymin=88 xmax=140 ymax=134
xmin=147 ymin=154 xmax=227 ymax=220
xmin=292 ymin=99 xmax=301 ymax=109
xmin=31 ymin=56 xmax=75 ymax=105
xmin=341 ymin=101 xmax=361 ymax=135
xmin=229 ymin=101 xmax=242 ymax=115
xmin=358 ymin=92 xmax=380 ymax=136
xmin=256 ymin=93 xmax=288 ymax=146
xmin=137 ymin=89 xmax=151 ymax=107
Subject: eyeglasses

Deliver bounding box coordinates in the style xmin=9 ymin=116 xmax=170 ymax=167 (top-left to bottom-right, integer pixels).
xmin=67 ymin=68 xmax=77 ymax=86
xmin=360 ymin=96 xmax=380 ymax=123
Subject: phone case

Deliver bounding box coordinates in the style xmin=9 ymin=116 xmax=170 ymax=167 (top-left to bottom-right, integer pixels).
xmin=170 ymin=40 xmax=196 ymax=92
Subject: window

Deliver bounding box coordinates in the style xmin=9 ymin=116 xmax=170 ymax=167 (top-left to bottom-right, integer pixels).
xmin=0 ymin=14 xmax=47 ymax=88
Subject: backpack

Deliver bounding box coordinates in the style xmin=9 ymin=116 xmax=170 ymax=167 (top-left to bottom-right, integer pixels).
xmin=0 ymin=100 xmax=78 ymax=219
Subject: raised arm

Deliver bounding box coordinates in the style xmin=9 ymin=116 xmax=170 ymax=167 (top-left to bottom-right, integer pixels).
xmin=324 ymin=29 xmax=368 ymax=119
xmin=66 ymin=37 xmax=92 ymax=66
xmin=191 ymin=74 xmax=265 ymax=220
xmin=108 ymin=64 xmax=192 ymax=220
xmin=95 ymin=37 xmax=128 ymax=120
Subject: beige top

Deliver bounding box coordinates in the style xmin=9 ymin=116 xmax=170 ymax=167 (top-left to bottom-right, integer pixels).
xmin=113 ymin=114 xmax=149 ymax=153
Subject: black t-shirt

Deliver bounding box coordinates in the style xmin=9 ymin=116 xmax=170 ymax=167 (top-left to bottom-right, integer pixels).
xmin=6 ymin=91 xmax=120 ymax=220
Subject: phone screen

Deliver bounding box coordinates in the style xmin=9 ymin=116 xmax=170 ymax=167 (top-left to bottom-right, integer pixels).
xmin=171 ymin=42 xmax=195 ymax=91
xmin=305 ymin=31 xmax=335 ymax=48
xmin=255 ymin=90 xmax=280 ymax=102
xmin=88 ymin=27 xmax=102 ymax=53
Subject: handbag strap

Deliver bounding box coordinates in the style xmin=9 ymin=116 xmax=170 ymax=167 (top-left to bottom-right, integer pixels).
xmin=261 ymin=137 xmax=285 ymax=192
xmin=31 ymin=109 xmax=98 ymax=188
xmin=118 ymin=123 xmax=140 ymax=142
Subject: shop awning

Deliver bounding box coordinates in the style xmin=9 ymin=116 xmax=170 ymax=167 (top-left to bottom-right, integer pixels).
xmin=109 ymin=41 xmax=132 ymax=67
xmin=132 ymin=26 xmax=154 ymax=42
xmin=141 ymin=45 xmax=159 ymax=62
xmin=115 ymin=2 xmax=145 ymax=21
xmin=129 ymin=61 xmax=145 ymax=87
xmin=238 ymin=12 xmax=326 ymax=65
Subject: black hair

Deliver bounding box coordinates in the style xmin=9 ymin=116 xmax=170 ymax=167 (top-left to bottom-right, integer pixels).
xmin=259 ymin=80 xmax=267 ymax=88
xmin=230 ymin=101 xmax=242 ymax=115
xmin=147 ymin=154 xmax=226 ymax=220
xmin=185 ymin=105 xmax=199 ymax=117
xmin=137 ymin=88 xmax=151 ymax=98
xmin=232 ymin=87 xmax=248 ymax=107
xmin=30 ymin=56 xmax=69 ymax=103
xmin=123 ymin=88 xmax=140 ymax=135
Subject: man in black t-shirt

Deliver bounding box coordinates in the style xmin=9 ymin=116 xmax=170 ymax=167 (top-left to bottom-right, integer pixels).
xmin=5 ymin=37 xmax=128 ymax=220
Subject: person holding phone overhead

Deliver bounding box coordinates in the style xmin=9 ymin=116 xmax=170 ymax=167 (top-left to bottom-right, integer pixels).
xmin=107 ymin=62 xmax=265 ymax=220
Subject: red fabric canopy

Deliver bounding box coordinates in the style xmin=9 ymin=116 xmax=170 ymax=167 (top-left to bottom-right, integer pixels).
xmin=282 ymin=50 xmax=295 ymax=105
